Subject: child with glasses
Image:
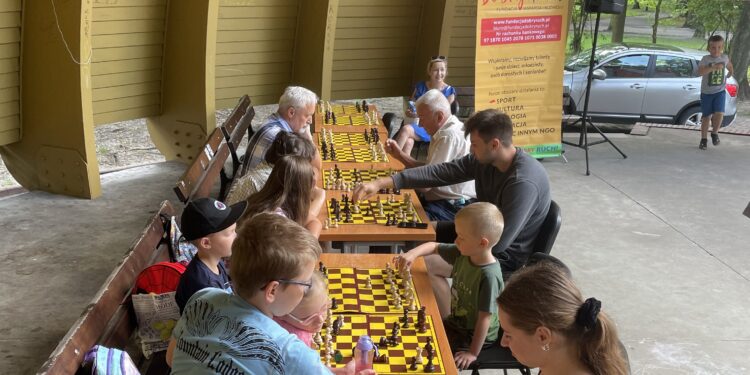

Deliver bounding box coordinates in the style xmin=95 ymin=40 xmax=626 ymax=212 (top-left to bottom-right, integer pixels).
xmin=167 ymin=213 xmax=375 ymax=375
xmin=395 ymin=55 xmax=456 ymax=156
xmin=275 ymin=271 xmax=329 ymax=347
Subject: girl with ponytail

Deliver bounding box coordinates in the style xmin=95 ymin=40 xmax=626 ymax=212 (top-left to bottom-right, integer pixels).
xmin=496 ymin=262 xmax=628 ymax=375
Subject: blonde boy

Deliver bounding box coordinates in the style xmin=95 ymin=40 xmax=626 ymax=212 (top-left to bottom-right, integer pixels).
xmin=697 ymin=34 xmax=734 ymax=150
xmin=175 ymin=197 xmax=246 ymax=313
xmin=395 ymin=202 xmax=504 ymax=370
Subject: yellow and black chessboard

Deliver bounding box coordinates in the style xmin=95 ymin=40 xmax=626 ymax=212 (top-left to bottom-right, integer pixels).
xmin=319 ymin=313 xmax=446 ymax=374
xmin=323 ymin=168 xmax=395 ymax=188
xmin=327 ymin=198 xmax=421 ymax=225
xmin=326 ymin=267 xmax=422 ymax=314
xmin=318 ymin=132 xmax=369 ymax=146
xmin=323 ymin=147 xmax=387 ymax=163
xmin=325 ymin=104 xmax=359 ymax=115
xmin=349 ymin=113 xmax=378 ymax=126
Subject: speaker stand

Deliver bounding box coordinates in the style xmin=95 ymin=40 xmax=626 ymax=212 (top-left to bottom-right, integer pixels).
xmin=562 ymin=10 xmax=626 ymax=176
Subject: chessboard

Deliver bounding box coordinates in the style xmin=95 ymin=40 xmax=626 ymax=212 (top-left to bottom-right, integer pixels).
xmin=323 ymin=167 xmax=395 ymax=190
xmin=322 ymin=146 xmax=389 ymax=163
xmin=325 ymin=195 xmax=422 ymax=227
xmin=318 ymin=313 xmax=446 ymax=374
xmin=318 ymin=132 xmax=369 ymax=146
xmin=326 ymin=267 xmax=423 ymax=314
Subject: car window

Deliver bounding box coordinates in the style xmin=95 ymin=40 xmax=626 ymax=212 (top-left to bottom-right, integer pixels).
xmin=653 ymin=55 xmax=694 ymax=78
xmin=600 ymin=55 xmax=650 ymax=78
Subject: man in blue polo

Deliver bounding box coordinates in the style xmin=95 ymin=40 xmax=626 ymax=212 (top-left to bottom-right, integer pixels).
xmin=242 ymin=86 xmax=317 ymax=172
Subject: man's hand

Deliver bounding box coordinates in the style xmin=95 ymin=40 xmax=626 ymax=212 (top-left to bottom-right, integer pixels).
xmin=454 ymin=351 xmax=478 ymax=370
xmin=352 ymin=177 xmax=393 ymax=202
xmin=384 ymin=139 xmax=406 ymax=162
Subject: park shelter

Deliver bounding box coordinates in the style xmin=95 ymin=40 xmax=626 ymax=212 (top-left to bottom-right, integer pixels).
xmin=0 ymin=0 xmax=479 ymax=199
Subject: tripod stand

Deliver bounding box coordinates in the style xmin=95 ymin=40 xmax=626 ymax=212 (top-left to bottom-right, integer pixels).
xmin=562 ymin=10 xmax=627 ymax=175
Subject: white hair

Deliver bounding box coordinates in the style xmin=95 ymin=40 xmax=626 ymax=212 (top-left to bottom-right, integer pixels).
xmin=415 ymin=89 xmax=450 ymax=115
xmin=278 ymin=86 xmax=318 ymax=112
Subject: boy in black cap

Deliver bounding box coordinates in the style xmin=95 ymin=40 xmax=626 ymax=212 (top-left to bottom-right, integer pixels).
xmin=174 ymin=197 xmax=246 ymax=313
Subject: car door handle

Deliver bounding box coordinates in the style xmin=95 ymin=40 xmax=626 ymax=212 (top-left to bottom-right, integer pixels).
xmin=630 ymin=83 xmax=644 ymax=89
xmin=683 ymin=85 xmax=697 ymax=90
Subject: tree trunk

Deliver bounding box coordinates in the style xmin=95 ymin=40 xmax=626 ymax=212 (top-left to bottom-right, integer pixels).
xmin=611 ymin=0 xmax=628 ymax=42
xmin=730 ymin=2 xmax=750 ymax=100
xmin=633 ymin=0 xmax=640 ymax=10
xmin=652 ymin=0 xmax=663 ymax=43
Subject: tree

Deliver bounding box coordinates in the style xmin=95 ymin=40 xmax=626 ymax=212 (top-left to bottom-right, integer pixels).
xmin=730 ymin=2 xmax=750 ymax=100
xmin=651 ymin=0 xmax=663 ymax=43
xmin=569 ymin=0 xmax=588 ymax=54
xmin=611 ymin=0 xmax=629 ymax=42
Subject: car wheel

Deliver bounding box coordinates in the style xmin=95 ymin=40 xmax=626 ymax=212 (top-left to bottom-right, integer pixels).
xmin=678 ymin=107 xmax=702 ymax=127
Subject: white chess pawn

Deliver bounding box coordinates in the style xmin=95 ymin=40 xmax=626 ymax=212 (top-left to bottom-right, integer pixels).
xmin=394 ymin=295 xmax=402 ymax=309
xmin=415 ymin=347 xmax=423 ymax=364
xmin=365 ymin=276 xmax=372 ymax=289
xmin=324 ymin=218 xmax=329 ymax=230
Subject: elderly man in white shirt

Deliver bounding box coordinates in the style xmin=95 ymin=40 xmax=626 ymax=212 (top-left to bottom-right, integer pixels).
xmin=385 ymin=89 xmax=476 ymax=221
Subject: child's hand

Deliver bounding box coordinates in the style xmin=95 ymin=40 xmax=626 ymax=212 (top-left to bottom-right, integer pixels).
xmin=335 ymin=360 xmax=377 ymax=375
xmin=393 ymin=252 xmax=417 ymax=272
xmin=454 ymin=351 xmax=478 ymax=370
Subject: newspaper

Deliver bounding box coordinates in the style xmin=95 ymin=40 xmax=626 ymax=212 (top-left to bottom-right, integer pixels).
xmin=131 ymin=292 xmax=181 ymax=357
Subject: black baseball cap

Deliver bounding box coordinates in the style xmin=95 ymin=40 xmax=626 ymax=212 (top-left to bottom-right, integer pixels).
xmin=180 ymin=198 xmax=247 ymax=241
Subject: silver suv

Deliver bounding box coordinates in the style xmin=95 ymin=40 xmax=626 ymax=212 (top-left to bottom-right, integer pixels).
xmin=564 ymin=43 xmax=738 ymax=126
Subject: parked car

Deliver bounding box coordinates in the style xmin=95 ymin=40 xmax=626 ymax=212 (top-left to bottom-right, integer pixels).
xmin=563 ymin=43 xmax=738 ymax=127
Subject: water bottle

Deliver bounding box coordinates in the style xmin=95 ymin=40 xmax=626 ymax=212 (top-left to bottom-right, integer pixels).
xmin=354 ymin=335 xmax=375 ymax=372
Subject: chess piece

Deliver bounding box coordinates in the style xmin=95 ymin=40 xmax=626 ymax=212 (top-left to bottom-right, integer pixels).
xmin=356 ymin=101 xmax=361 ymax=113
xmin=334 ymin=315 xmax=344 ymax=333
xmin=363 ymin=100 xmax=369 ymax=112
xmin=415 ymin=347 xmax=423 ymax=364
xmin=394 ymin=294 xmax=402 ymax=310
xmin=379 ymin=336 xmax=388 ymax=348
xmin=331 ymin=297 xmax=338 ymax=310
xmin=314 ymin=332 xmax=323 ymax=347
xmin=365 ymin=276 xmax=372 ymax=289
xmin=424 ymin=337 xmax=433 ymax=357
xmin=326 ymin=309 xmax=333 ymax=328
xmin=401 ymin=307 xmax=409 ymax=323
xmin=332 ymin=112 xmax=337 ymax=125
xmin=377 ymin=354 xmax=389 ymax=363
xmin=332 ymin=219 xmax=339 ymax=228
xmin=409 ymin=356 xmax=418 ymax=370
xmin=423 ymin=350 xmax=435 ymax=373
xmin=353 ymin=203 xmax=360 ymax=214
xmin=334 ymin=350 xmax=343 ymax=363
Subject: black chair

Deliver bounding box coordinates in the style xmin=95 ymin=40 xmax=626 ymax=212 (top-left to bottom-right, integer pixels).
xmin=467 ymin=344 xmax=531 ymax=375
xmin=532 ymin=200 xmax=562 ymax=255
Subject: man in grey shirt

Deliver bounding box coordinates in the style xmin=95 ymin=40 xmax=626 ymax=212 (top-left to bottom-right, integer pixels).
xmin=354 ymin=109 xmax=551 ymax=281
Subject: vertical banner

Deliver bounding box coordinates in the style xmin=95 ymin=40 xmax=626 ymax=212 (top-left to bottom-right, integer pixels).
xmin=475 ymin=0 xmax=569 ymax=158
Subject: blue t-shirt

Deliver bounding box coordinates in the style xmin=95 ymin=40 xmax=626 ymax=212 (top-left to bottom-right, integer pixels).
xmin=175 ymin=257 xmax=231 ymax=313
xmin=171 ymin=288 xmax=331 ymax=375
xmin=414 ymin=81 xmax=456 ymax=100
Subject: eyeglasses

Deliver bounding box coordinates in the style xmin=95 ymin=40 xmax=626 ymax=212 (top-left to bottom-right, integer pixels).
xmin=286 ymin=302 xmax=328 ymax=326
xmin=278 ymin=278 xmax=313 ymax=294
xmin=431 ymin=55 xmax=447 ymax=61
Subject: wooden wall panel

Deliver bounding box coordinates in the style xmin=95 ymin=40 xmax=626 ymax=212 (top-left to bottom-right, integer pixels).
xmin=215 ymin=0 xmax=300 ymax=109
xmin=91 ymin=0 xmax=167 ymax=126
xmin=0 ymin=0 xmax=20 ymax=145
xmin=330 ymin=0 xmax=423 ymax=100
xmin=446 ymin=0 xmax=476 ymax=87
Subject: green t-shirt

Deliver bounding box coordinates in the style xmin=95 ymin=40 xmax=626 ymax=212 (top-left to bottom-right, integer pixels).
xmin=438 ymin=244 xmax=504 ymax=343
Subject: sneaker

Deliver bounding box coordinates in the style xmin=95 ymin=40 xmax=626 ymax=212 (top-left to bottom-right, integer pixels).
xmin=699 ymin=138 xmax=707 ymax=150
xmin=711 ymin=133 xmax=720 ymax=146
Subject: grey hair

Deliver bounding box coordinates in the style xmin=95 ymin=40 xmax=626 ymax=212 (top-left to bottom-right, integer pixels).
xmin=415 ymin=89 xmax=450 ymax=115
xmin=278 ymin=86 xmax=318 ymax=112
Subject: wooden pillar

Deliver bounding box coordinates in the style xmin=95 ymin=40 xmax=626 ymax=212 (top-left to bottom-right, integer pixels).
xmin=147 ymin=0 xmax=219 ymax=164
xmin=0 ymin=0 xmax=100 ymax=198
xmin=292 ymin=0 xmax=338 ymax=100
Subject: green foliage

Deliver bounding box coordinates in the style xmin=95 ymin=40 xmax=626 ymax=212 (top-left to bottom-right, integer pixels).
xmin=679 ymin=0 xmax=742 ymax=46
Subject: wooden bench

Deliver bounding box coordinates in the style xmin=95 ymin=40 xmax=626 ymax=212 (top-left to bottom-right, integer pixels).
xmin=173 ymin=95 xmax=254 ymax=203
xmin=38 ymin=201 xmax=175 ymax=375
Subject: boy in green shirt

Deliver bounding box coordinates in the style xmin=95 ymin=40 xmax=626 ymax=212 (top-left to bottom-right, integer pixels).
xmin=396 ymin=202 xmax=504 ymax=370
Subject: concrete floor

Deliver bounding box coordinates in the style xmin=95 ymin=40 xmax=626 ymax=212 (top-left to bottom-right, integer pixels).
xmin=2 ymin=129 xmax=750 ymax=374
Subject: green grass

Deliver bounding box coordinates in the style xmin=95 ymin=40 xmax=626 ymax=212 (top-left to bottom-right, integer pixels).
xmin=566 ymin=33 xmax=706 ymax=57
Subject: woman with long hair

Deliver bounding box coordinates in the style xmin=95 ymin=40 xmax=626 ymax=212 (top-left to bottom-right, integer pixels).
xmin=239 ymin=155 xmax=323 ymax=237
xmin=497 ymin=262 xmax=628 ymax=375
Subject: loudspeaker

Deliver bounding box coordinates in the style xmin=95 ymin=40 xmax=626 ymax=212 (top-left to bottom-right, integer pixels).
xmin=584 ymin=0 xmax=625 ymax=14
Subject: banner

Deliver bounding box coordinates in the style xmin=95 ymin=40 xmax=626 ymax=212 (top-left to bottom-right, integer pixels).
xmin=475 ymin=0 xmax=569 ymax=158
